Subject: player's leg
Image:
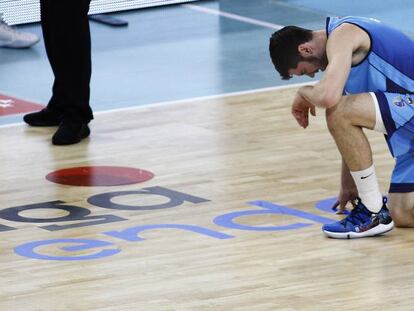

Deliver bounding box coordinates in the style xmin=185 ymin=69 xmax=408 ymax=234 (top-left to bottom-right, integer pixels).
xmin=325 ymin=93 xmax=376 ymax=170
xmin=388 ymin=151 xmax=414 ymax=227
xmin=322 ymin=93 xmax=393 ymax=238
xmin=326 ymin=93 xmax=384 ymax=212
xmin=375 ymin=92 xmax=414 ymax=228
xmin=388 ymin=192 xmax=414 ymax=227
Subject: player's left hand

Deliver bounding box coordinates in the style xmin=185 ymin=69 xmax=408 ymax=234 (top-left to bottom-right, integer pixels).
xmin=331 ymin=188 xmax=358 ymax=214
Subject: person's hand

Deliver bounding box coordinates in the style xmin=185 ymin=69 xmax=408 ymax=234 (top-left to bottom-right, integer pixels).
xmin=331 ymin=188 xmax=358 ymax=214
xmin=291 ymin=91 xmax=316 ymax=128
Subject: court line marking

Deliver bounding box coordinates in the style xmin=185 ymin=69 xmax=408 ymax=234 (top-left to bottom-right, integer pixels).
xmin=0 ymin=82 xmax=314 ymax=128
xmin=182 ymin=3 xmax=284 ymax=30
xmin=97 ymin=81 xmax=315 ymax=114
xmin=0 ymin=120 xmax=25 ymax=128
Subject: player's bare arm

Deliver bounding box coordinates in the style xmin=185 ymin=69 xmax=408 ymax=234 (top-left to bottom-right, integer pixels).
xmin=298 ymin=23 xmax=371 ymax=109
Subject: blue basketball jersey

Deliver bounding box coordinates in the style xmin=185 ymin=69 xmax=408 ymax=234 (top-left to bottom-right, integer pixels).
xmin=327 ymin=17 xmax=414 ymax=192
xmin=326 ymin=16 xmax=414 ymax=94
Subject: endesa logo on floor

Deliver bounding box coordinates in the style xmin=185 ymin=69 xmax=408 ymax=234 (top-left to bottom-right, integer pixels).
xmin=2 ymin=166 xmax=339 ymax=261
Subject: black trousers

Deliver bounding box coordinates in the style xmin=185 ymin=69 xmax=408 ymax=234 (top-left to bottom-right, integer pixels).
xmin=40 ymin=0 xmax=93 ymax=123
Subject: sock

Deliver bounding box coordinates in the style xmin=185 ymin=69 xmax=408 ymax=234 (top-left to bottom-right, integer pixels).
xmin=350 ymin=165 xmax=382 ymax=213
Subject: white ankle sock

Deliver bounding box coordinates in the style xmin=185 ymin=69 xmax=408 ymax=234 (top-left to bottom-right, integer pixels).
xmin=350 ymin=165 xmax=382 ymax=213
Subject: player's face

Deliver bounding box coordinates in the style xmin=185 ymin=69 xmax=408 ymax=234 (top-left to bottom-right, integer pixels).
xmin=288 ymin=54 xmax=327 ymax=79
xmin=288 ymin=60 xmax=321 ymax=78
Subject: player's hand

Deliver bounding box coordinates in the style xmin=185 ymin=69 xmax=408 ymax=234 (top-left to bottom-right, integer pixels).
xmin=331 ymin=188 xmax=358 ymax=214
xmin=291 ymin=92 xmax=316 ymax=128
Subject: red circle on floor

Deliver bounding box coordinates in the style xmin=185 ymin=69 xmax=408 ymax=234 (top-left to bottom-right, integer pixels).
xmin=46 ymin=166 xmax=154 ymax=186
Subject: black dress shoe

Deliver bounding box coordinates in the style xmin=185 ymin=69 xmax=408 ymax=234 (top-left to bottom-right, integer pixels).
xmin=23 ymin=108 xmax=62 ymax=126
xmin=52 ymin=121 xmax=91 ymax=145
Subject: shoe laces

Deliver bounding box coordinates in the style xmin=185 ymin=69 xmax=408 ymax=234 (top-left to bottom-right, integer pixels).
xmin=340 ymin=199 xmax=371 ymax=226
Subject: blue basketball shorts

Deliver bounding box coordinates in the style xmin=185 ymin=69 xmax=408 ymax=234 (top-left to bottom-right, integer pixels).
xmin=372 ymin=92 xmax=414 ymax=193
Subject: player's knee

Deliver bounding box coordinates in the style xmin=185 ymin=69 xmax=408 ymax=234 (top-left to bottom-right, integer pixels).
xmin=325 ymin=96 xmax=353 ymax=134
xmin=390 ymin=205 xmax=414 ymax=227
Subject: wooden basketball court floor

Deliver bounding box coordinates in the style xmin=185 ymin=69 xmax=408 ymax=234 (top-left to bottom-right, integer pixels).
xmin=1 ymin=85 xmax=413 ymax=311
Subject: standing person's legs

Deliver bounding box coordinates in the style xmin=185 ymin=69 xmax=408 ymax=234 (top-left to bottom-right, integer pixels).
xmin=40 ymin=0 xmax=65 ymax=116
xmin=50 ymin=0 xmax=92 ymax=145
xmin=23 ymin=0 xmax=63 ymax=126
xmin=24 ymin=0 xmax=93 ymax=144
xmin=49 ymin=0 xmax=92 ymax=123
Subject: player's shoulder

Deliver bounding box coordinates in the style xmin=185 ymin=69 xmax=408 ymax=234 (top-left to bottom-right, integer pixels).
xmin=328 ymin=16 xmax=381 ymax=34
xmin=329 ymin=22 xmax=367 ymax=41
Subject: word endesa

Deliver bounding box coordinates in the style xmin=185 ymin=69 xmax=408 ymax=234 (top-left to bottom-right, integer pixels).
xmin=3 ymin=186 xmax=339 ymax=261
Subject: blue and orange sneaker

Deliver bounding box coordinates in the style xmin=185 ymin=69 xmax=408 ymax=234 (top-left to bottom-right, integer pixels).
xmin=322 ymin=197 xmax=394 ymax=239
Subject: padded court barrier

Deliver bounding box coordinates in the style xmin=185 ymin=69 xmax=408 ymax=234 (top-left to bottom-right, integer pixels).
xmin=0 ymin=0 xmax=200 ymax=25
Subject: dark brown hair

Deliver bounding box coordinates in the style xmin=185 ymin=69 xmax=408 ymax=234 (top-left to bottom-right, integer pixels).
xmin=269 ymin=26 xmax=313 ymax=79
